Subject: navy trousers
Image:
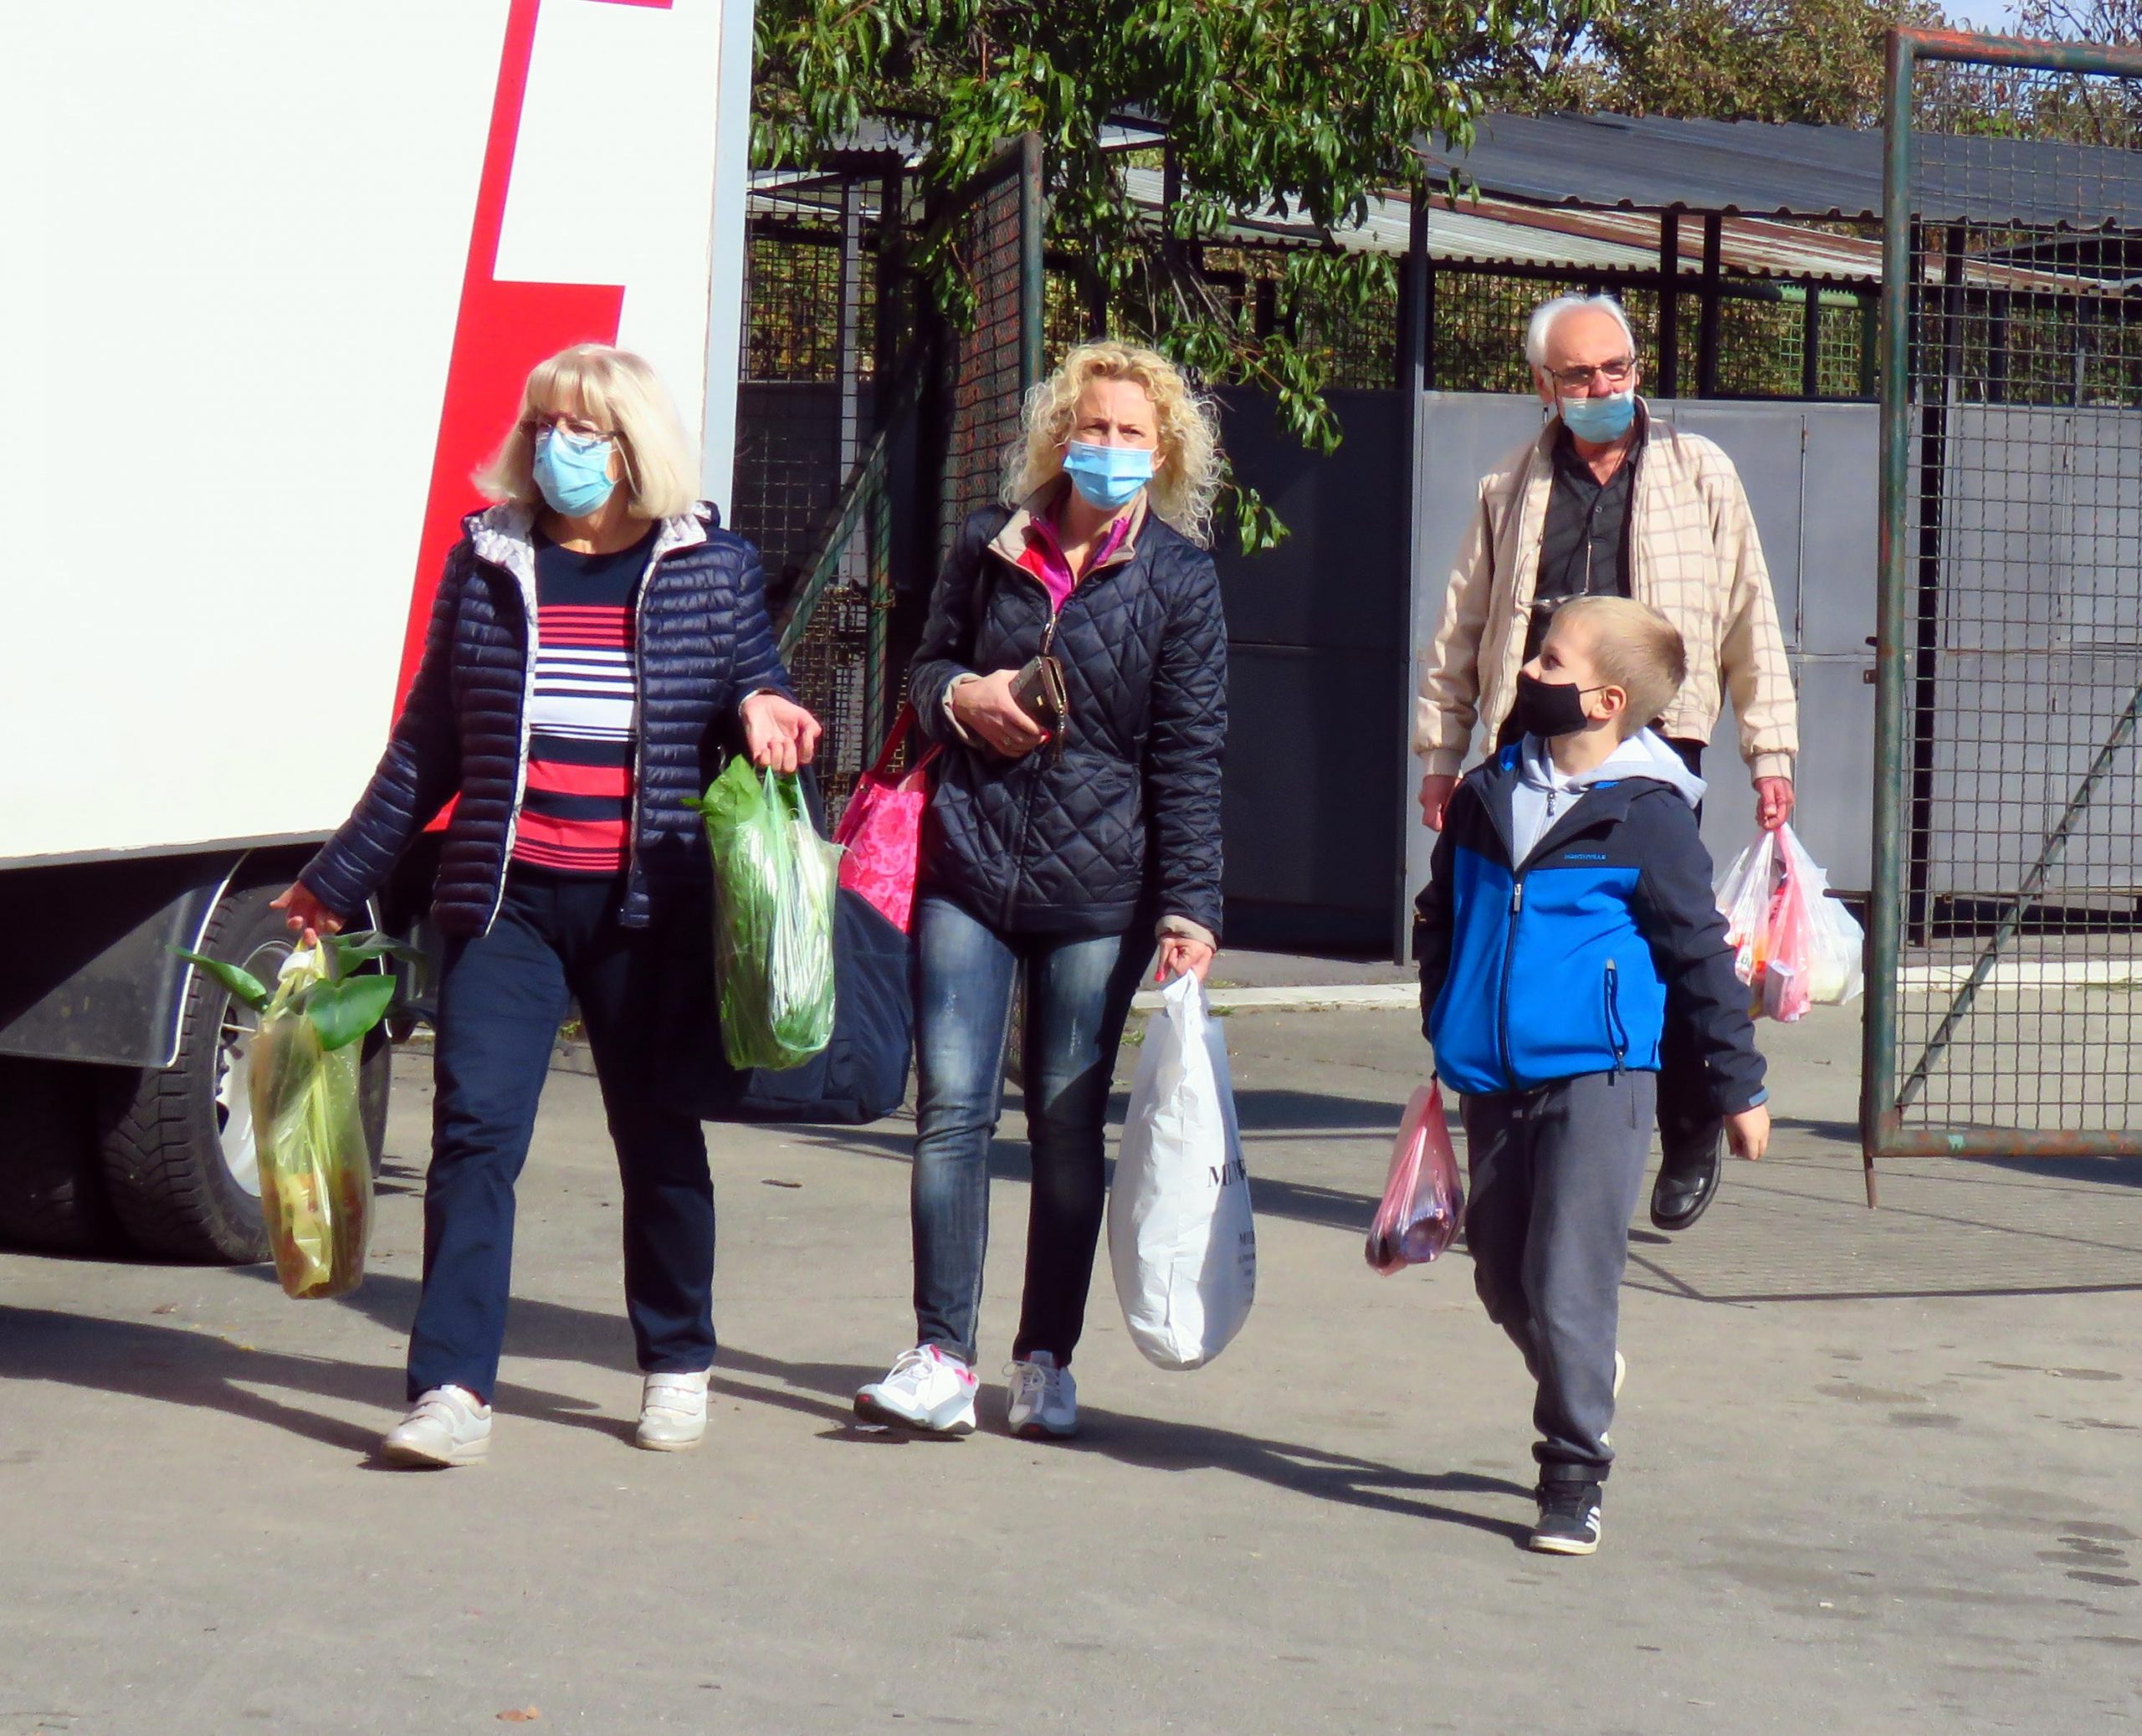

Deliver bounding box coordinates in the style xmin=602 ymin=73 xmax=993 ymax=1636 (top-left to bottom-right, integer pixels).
xmin=407 ymin=868 xmax=714 ymax=1403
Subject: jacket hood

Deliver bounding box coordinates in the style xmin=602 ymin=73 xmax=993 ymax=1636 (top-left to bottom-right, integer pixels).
xmin=1518 ymin=725 xmax=1705 ymax=810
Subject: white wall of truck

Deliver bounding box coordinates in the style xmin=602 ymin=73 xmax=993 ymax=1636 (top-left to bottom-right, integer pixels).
xmin=0 ymin=0 xmax=756 ymax=1257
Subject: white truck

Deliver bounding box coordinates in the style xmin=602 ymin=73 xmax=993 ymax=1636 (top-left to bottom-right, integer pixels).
xmin=1 ymin=0 xmax=756 ymax=1259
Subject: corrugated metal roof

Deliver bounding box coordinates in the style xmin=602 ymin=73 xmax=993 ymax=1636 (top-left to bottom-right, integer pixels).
xmin=1119 ymin=165 xmax=1883 ymax=282
xmin=1417 ymin=113 xmax=2142 ymax=228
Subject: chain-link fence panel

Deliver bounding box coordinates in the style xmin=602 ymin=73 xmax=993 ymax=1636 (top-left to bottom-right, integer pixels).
xmin=1867 ymin=29 xmax=2142 ymax=1175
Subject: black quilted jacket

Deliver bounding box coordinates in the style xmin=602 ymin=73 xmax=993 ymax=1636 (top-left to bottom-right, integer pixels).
xmin=908 ymin=501 xmax=1227 ymax=940
xmin=302 ymin=502 xmax=792 ymax=936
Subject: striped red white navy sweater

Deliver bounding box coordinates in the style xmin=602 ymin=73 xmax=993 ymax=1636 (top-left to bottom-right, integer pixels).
xmin=512 ymin=527 xmax=653 ymax=875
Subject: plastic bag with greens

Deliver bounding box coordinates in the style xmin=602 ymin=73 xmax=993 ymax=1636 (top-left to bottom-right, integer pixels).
xmin=689 ymin=756 xmax=842 ymax=1071
xmin=178 ymin=933 xmax=407 ymax=1299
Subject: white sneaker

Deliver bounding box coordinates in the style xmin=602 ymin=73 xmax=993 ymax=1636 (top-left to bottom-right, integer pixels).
xmin=1005 ymin=1350 xmax=1079 ymax=1440
xmin=636 ymin=1370 xmax=710 ymax=1452
xmin=382 ymin=1385 xmax=491 ymax=1467
xmin=854 ymin=1344 xmax=978 ymax=1434
xmin=1614 ymin=1351 xmax=1627 ymax=1399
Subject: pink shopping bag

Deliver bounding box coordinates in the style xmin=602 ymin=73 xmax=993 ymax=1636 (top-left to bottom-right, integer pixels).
xmin=1366 ymin=1083 xmax=1465 ymax=1274
xmin=832 ymin=707 xmax=938 ymax=934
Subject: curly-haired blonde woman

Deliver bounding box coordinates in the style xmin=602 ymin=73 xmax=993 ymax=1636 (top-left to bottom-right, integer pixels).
xmin=854 ymin=341 xmax=1228 ymax=1440
xmin=276 ymin=344 xmax=819 ymax=1466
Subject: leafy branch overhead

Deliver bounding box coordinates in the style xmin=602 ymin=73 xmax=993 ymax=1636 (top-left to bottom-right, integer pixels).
xmin=753 ymin=2 xmax=1594 ymax=551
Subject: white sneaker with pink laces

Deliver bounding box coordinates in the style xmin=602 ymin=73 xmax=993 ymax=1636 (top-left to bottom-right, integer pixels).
xmin=854 ymin=1345 xmax=978 ymax=1434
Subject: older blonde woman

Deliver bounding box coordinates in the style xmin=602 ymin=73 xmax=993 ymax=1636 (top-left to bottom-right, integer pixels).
xmin=274 ymin=344 xmax=820 ymax=1466
xmin=855 ymin=341 xmax=1228 ymax=1441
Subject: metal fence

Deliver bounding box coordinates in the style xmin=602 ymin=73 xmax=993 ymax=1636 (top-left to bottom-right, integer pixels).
xmin=935 ymin=135 xmax=1045 ymax=557
xmin=735 ymin=141 xmax=1043 ymax=818
xmin=1864 ymin=28 xmax=2142 ymax=1188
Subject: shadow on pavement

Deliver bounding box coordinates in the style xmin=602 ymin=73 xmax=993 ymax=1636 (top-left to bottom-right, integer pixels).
xmin=0 ymin=1303 xmax=598 ymax=1457
xmin=1058 ymin=1410 xmax=1534 ymax=1545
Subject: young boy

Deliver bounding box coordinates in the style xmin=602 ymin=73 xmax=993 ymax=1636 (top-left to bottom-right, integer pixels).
xmin=1414 ymin=596 xmax=1770 ymax=1557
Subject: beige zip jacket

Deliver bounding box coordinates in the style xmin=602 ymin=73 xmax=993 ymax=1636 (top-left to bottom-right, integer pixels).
xmin=1413 ymin=404 xmax=1799 ymax=784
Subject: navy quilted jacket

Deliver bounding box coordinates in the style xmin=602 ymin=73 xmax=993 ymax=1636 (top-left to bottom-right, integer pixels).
xmin=908 ymin=500 xmax=1227 ymax=940
xmin=302 ymin=501 xmax=792 ymax=936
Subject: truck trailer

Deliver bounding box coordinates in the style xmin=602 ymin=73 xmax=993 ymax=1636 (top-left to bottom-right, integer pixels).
xmin=1 ymin=0 xmax=756 ymax=1259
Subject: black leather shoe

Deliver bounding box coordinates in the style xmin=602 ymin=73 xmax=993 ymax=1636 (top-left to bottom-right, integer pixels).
xmin=1650 ymin=1127 xmax=1723 ymax=1232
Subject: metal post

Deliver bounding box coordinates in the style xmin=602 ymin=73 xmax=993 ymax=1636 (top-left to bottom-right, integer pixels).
xmin=1858 ymin=289 xmax=1878 ymax=398
xmin=1697 ymin=212 xmax=1724 ymax=397
xmin=1018 ymin=131 xmax=1045 ymax=394
xmin=1801 ymin=283 xmax=1822 ymax=399
xmin=1657 ymin=209 xmax=1681 ymax=398
xmin=1863 ymin=24 xmax=1917 ymax=1201
xmin=1986 ymin=289 xmax=2009 ymax=405
xmin=1391 ymin=192 xmax=1435 ymax=960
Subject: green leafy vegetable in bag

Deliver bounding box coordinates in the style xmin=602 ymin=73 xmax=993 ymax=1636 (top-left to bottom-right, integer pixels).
xmin=177 ymin=930 xmax=413 ymax=1298
xmin=687 ymin=757 xmax=841 ymax=1071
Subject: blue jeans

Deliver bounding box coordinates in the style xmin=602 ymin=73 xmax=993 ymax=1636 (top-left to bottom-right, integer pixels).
xmin=910 ymin=896 xmax=1148 ymax=1366
xmin=407 ymin=868 xmax=715 ymax=1404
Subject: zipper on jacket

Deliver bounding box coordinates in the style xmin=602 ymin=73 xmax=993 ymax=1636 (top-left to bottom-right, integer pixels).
xmin=486 ymin=557 xmax=543 ymax=935
xmin=625 ymin=556 xmax=657 ymax=903
xmin=1604 ymin=958 xmax=1627 ymax=1077
xmin=1000 ymin=597 xmax=1058 ymax=929
xmin=1496 ymin=872 xmax=1525 ymax=1089
xmin=991 ymin=545 xmax=1091 ymax=930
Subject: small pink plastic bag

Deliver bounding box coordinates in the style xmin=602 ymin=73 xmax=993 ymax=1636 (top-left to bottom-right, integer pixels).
xmin=1366 ymin=1083 xmax=1465 ymax=1274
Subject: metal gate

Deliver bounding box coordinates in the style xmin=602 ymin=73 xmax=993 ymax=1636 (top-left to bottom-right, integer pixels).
xmin=1865 ymin=28 xmax=2142 ymax=1191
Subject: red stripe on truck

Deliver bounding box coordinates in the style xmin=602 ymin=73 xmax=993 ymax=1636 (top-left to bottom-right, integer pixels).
xmin=398 ymin=0 xmax=677 ymax=749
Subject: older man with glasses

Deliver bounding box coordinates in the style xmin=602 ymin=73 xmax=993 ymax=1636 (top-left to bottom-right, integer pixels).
xmin=1412 ymin=292 xmax=1798 ymax=1235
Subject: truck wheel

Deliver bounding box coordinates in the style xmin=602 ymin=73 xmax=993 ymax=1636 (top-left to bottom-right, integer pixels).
xmin=97 ymin=883 xmax=392 ymax=1263
xmin=0 ymin=1059 xmax=117 ymax=1252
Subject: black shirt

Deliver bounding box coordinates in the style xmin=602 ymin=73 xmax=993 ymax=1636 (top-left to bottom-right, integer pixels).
xmin=1525 ymin=427 xmax=1636 ymax=661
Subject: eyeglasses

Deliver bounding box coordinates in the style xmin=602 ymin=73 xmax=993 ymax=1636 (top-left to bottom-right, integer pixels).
xmin=525 ymin=415 xmax=617 ymax=443
xmin=1547 ymin=357 xmax=1637 ymax=391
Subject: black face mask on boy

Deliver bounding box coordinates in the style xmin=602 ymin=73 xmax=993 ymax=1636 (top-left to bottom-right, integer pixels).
xmin=1511 ymin=670 xmax=1606 ymax=740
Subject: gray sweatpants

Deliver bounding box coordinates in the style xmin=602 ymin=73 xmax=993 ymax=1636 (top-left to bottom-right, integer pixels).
xmin=1459 ymin=1069 xmax=1657 ymax=1485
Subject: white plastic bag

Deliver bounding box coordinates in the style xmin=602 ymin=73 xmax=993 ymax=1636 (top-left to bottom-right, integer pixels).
xmin=1108 ymin=973 xmax=1257 ymax=1370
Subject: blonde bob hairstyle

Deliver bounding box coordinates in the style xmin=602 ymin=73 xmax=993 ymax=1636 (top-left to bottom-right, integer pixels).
xmin=1004 ymin=341 xmax=1223 ymax=546
xmin=478 ymin=344 xmax=699 ymax=520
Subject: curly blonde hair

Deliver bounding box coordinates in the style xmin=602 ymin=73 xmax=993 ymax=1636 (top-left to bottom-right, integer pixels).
xmin=1004 ymin=341 xmax=1223 ymax=546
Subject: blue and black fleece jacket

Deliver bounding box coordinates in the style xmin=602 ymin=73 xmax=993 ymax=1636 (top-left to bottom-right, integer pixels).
xmin=1414 ymin=739 xmax=1768 ymax=1114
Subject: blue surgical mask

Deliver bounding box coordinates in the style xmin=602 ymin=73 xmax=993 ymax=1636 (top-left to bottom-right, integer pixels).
xmin=1063 ymin=441 xmax=1155 ymax=510
xmin=1558 ymin=390 xmax=1637 ymax=443
xmin=532 ymin=427 xmax=618 ymax=516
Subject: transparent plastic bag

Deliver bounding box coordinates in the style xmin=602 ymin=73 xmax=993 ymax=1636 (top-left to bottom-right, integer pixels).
xmin=249 ymin=1001 xmax=373 ymax=1300
xmin=1714 ymin=830 xmax=1781 ymax=996
xmin=1713 ymin=823 xmax=1863 ymax=1022
xmin=1778 ymin=826 xmax=1864 ymax=1006
xmin=691 ymin=756 xmax=842 ymax=1070
xmin=1366 ymin=1083 xmax=1465 ymax=1273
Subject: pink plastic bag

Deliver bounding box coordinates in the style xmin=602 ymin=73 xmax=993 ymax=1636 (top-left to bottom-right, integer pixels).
xmin=832 ymin=708 xmax=938 ymax=935
xmin=1366 ymin=1083 xmax=1465 ymax=1274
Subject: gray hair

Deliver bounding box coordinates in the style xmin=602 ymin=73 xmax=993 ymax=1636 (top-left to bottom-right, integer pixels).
xmin=1525 ymin=294 xmax=1637 ymax=370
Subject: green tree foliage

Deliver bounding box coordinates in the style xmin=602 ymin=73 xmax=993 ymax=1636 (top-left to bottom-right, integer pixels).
xmin=753 ymin=1 xmax=1597 ymax=549
xmin=1482 ymin=0 xmax=1940 ymax=127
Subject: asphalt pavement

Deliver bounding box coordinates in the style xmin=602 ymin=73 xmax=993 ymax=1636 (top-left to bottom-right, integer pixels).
xmin=2 ymin=999 xmax=2139 ymax=1733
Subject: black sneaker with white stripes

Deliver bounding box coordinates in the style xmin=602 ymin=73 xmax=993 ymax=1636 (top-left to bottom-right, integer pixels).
xmin=1529 ymin=1482 xmax=1604 ymax=1555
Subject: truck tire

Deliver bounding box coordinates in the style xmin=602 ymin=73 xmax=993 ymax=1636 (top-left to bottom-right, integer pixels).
xmin=0 ymin=1058 xmax=117 ymax=1253
xmin=97 ymin=882 xmax=391 ymax=1263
